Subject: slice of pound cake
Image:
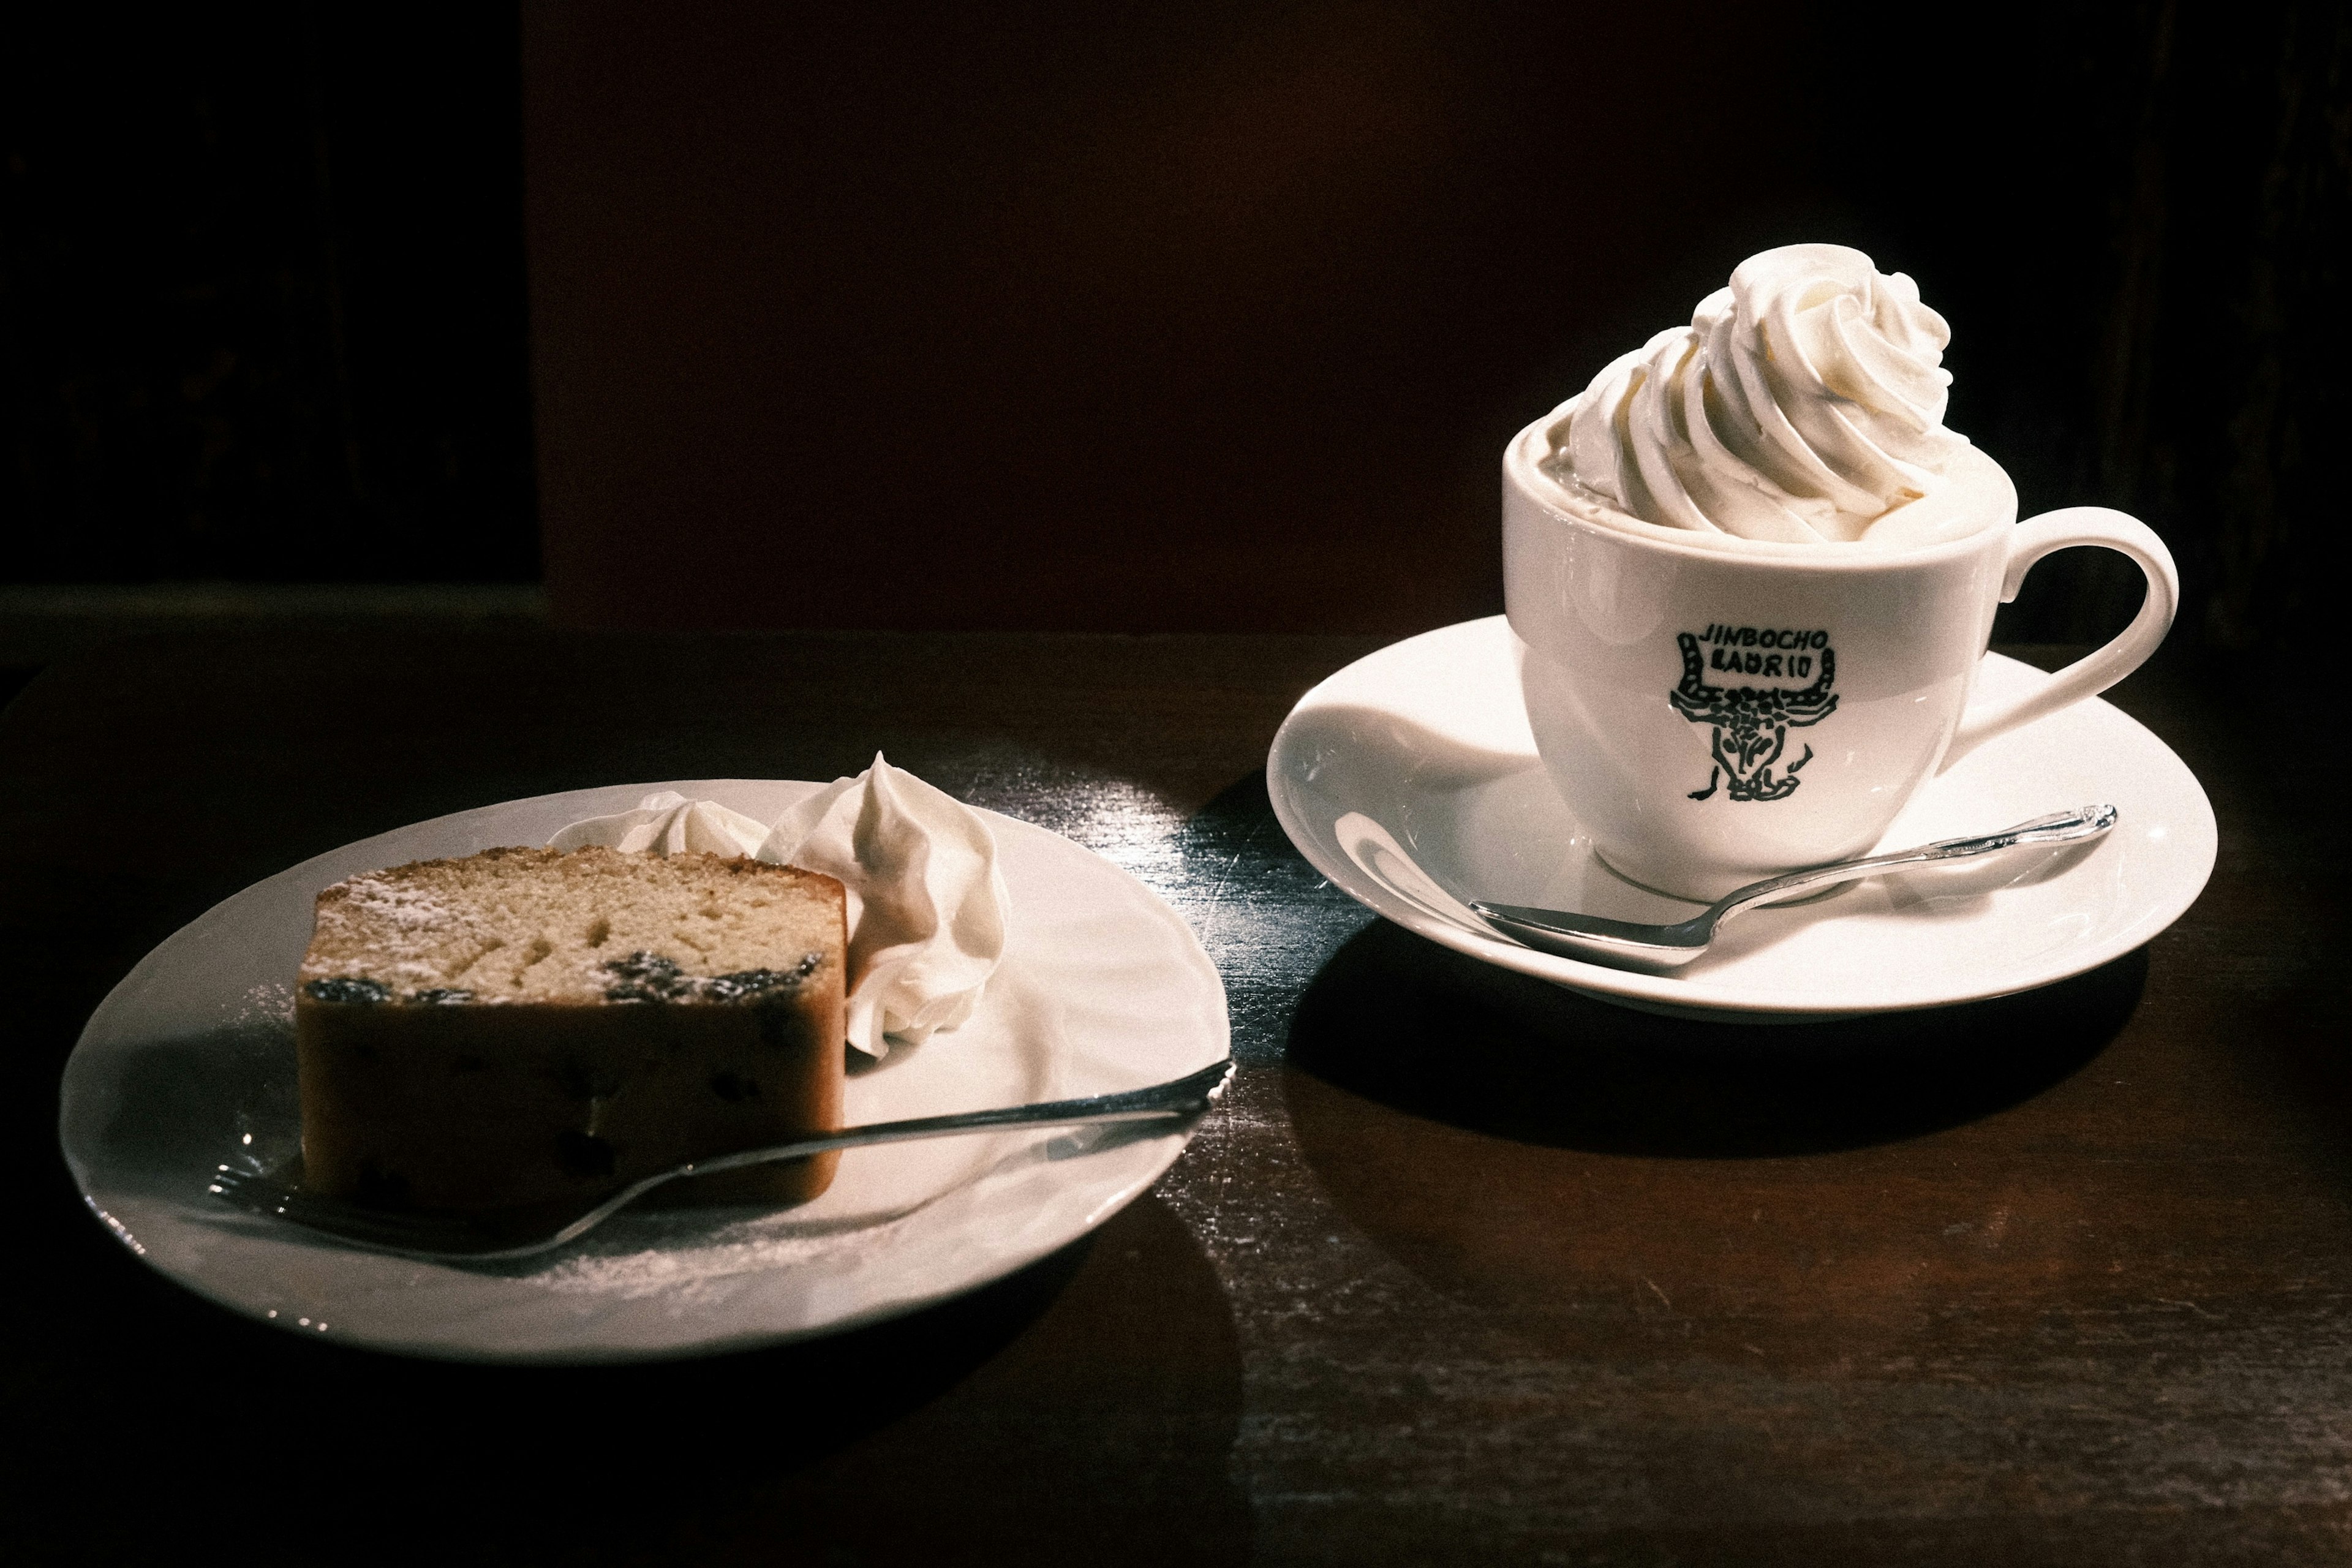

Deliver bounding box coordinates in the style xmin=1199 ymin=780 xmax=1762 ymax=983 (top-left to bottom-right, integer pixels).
xmin=296 ymin=845 xmax=846 ymax=1212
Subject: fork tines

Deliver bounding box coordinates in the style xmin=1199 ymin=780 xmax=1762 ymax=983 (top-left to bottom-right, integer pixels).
xmin=206 ymin=1165 xmax=483 ymax=1254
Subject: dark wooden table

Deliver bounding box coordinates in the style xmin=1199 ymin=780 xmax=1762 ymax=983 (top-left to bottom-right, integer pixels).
xmin=2 ymin=626 xmax=2343 ymax=1566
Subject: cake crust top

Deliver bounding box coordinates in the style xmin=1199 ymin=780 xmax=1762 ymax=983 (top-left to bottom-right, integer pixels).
xmin=298 ymin=845 xmax=846 ymax=1006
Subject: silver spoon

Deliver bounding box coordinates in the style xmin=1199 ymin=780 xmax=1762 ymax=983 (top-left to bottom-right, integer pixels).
xmin=206 ymin=1057 xmax=1232 ymax=1262
xmin=1471 ymin=804 xmax=2118 ymax=968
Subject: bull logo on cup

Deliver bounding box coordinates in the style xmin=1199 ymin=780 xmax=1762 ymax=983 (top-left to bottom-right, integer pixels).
xmin=1670 ymin=626 xmax=1839 ymax=802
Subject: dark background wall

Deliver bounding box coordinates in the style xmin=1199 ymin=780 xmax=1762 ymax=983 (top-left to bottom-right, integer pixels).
xmin=1 ymin=6 xmax=536 ymax=584
xmin=4 ymin=2 xmax=2343 ymax=647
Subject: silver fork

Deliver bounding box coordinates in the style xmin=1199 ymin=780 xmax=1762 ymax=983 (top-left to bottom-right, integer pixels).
xmin=207 ymin=1057 xmax=1232 ymax=1262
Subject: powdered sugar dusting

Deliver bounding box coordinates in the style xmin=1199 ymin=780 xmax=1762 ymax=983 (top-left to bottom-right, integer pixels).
xmin=337 ymin=873 xmax=456 ymax=935
xmin=241 ymin=981 xmax=294 ymax=1025
xmin=306 ymin=867 xmax=499 ymax=990
xmin=532 ymin=1206 xmax=929 ymax=1301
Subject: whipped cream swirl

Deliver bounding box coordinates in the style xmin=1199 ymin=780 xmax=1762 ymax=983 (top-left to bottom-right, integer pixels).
xmin=550 ymin=756 xmax=1009 ymax=1058
xmin=1542 ymin=244 xmax=1966 ymax=543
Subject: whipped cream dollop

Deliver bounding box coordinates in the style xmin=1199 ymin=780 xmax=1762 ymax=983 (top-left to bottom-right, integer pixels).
xmin=1540 ymin=244 xmax=1968 ymax=544
xmin=549 ymin=756 xmax=1009 ymax=1058
xmin=549 ymin=794 xmax=770 ymax=858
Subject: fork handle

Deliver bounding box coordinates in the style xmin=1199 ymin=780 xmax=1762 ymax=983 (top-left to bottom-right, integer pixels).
xmin=677 ymin=1057 xmax=1234 ymax=1179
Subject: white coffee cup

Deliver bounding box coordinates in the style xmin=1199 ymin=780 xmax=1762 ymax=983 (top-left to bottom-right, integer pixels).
xmin=1502 ymin=418 xmax=2178 ymax=900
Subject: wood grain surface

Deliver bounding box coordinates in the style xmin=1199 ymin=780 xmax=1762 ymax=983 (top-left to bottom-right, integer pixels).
xmin=0 ymin=628 xmax=2342 ymax=1566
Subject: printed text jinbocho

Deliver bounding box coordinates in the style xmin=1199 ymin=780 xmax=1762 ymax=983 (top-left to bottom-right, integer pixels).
xmin=1693 ymin=624 xmax=1830 ymax=680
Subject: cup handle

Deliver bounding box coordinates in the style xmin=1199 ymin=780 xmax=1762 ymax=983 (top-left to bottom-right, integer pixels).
xmin=1939 ymin=507 xmax=2179 ymax=772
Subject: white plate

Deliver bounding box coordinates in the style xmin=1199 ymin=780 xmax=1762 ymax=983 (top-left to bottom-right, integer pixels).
xmin=1268 ymin=617 xmax=2216 ymax=1021
xmin=58 ymin=780 xmax=1229 ymax=1363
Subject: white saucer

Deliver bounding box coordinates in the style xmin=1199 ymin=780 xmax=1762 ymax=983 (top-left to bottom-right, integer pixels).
xmin=1268 ymin=617 xmax=2216 ymax=1022
xmin=58 ymin=780 xmax=1229 ymax=1363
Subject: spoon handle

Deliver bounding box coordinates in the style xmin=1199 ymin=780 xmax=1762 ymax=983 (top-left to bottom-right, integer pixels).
xmin=1709 ymin=804 xmax=2120 ymax=927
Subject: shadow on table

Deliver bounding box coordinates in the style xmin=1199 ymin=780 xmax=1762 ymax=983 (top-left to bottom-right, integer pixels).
xmin=30 ymin=1192 xmax=1249 ymax=1567
xmin=1280 ymin=919 xmax=2149 ymax=1362
xmin=1284 ymin=916 xmax=2144 ymax=1158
